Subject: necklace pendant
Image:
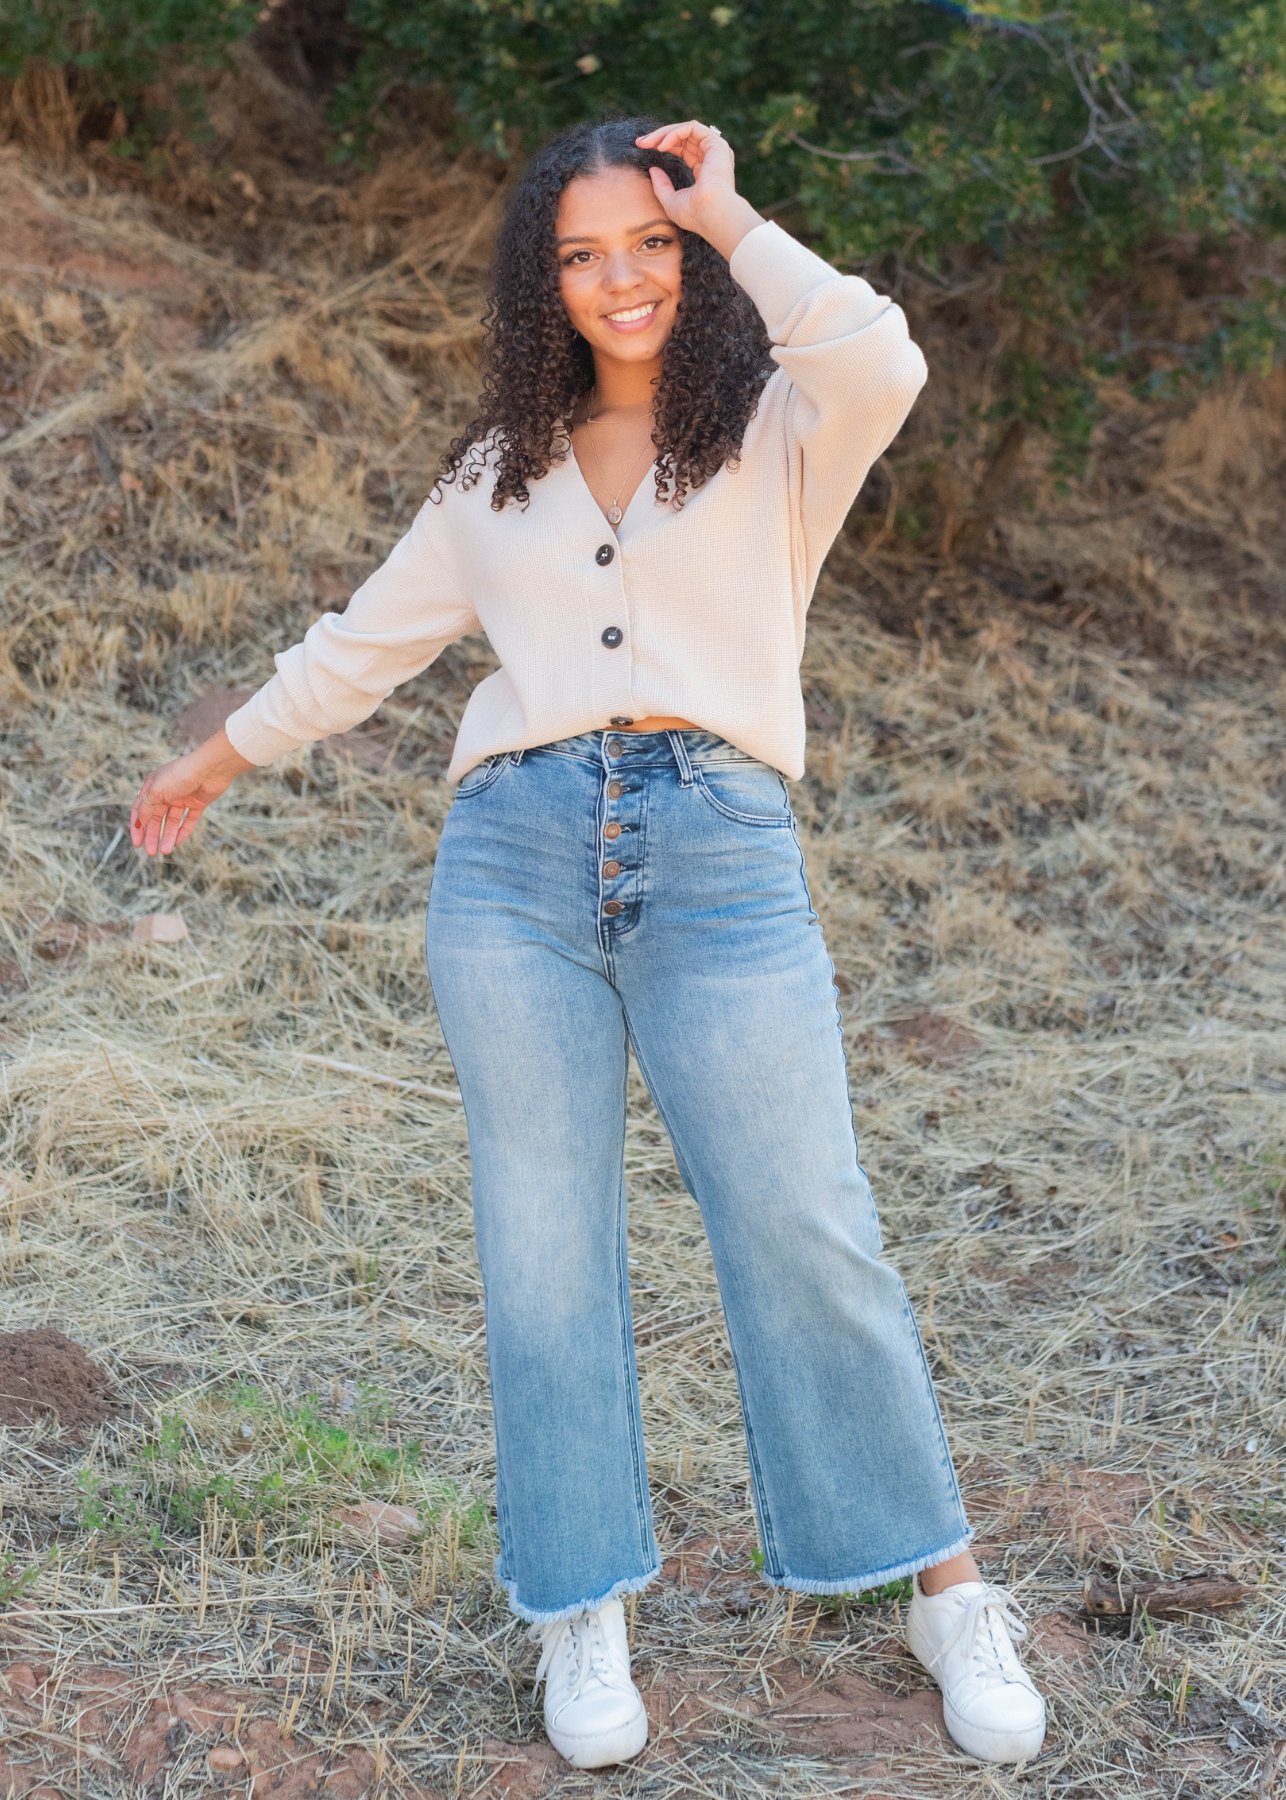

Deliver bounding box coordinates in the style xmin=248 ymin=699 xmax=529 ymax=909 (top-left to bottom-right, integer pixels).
xmin=606 ymin=504 xmax=623 ymax=525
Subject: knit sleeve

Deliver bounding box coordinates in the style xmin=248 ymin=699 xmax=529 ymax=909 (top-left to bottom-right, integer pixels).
xmin=224 ymin=498 xmax=481 ymax=765
xmin=728 ymin=221 xmax=927 ymax=589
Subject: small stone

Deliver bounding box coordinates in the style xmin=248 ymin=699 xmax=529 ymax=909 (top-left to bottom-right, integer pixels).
xmin=132 ymin=912 xmax=189 ymax=944
xmin=6 ymin=1663 xmax=39 ymax=1702
xmin=208 ymin=1743 xmax=246 ymax=1773
xmin=336 ymin=1500 xmax=420 ymax=1546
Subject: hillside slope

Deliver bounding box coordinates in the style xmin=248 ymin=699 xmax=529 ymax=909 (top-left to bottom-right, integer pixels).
xmin=1 ymin=115 xmax=1284 ymax=1800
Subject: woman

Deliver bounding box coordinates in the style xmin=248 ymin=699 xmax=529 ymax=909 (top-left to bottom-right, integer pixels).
xmin=131 ymin=116 xmax=1045 ymax=1771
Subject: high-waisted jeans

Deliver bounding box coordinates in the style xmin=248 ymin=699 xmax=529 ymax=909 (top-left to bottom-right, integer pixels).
xmin=424 ymin=730 xmax=971 ymax=1623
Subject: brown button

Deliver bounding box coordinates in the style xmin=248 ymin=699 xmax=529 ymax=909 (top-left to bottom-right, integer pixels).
xmin=606 ymin=738 xmax=624 ymax=758
xmin=607 ymin=782 xmax=623 ymax=799
xmin=603 ymin=900 xmax=624 ymax=917
xmin=603 ymin=821 xmax=622 ymax=840
xmin=603 ymin=861 xmax=621 ymax=878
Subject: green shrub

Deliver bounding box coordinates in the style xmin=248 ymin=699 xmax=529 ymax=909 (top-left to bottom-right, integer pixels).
xmin=0 ymin=0 xmax=258 ymax=149
xmin=762 ymin=2 xmax=1286 ymax=395
xmin=4 ymin=2 xmax=1283 ymax=435
xmin=333 ymin=1 xmax=1285 ymax=412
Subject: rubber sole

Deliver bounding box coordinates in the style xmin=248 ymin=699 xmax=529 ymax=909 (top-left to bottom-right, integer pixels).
xmin=547 ymin=1698 xmax=649 ymax=1770
xmin=942 ymin=1697 xmax=1045 ymax=1765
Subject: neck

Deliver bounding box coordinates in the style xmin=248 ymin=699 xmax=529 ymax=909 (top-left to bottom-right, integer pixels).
xmin=589 ymin=352 xmax=661 ymax=415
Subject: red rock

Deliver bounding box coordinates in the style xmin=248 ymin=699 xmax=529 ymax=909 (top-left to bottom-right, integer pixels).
xmin=335 ymin=1500 xmax=420 ymax=1545
xmin=171 ymin=1688 xmax=232 ymax=1734
xmin=5 ymin=1662 xmax=41 ymax=1704
xmin=132 ymin=911 xmax=189 ymax=945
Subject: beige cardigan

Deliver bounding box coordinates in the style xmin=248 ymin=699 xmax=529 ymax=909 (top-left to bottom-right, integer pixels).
xmin=225 ymin=222 xmax=926 ymax=783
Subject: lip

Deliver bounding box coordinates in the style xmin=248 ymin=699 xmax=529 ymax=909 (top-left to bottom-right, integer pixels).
xmin=602 ymin=299 xmax=662 ymax=333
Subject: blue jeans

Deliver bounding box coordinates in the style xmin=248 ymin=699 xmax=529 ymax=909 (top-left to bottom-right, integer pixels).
xmin=425 ymin=730 xmax=971 ymax=1623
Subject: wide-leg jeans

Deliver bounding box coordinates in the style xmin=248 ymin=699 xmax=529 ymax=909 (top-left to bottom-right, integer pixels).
xmin=424 ymin=730 xmax=971 ymax=1622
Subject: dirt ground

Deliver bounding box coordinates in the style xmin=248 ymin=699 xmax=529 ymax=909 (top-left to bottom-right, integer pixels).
xmin=1 ymin=71 xmax=1285 ymax=1800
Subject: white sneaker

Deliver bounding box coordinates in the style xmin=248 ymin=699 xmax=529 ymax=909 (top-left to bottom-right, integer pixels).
xmin=532 ymin=1597 xmax=648 ymax=1769
xmin=906 ymin=1576 xmax=1046 ymax=1764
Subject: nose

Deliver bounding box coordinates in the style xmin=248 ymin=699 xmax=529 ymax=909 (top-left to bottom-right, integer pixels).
xmin=600 ymin=248 xmax=644 ymax=293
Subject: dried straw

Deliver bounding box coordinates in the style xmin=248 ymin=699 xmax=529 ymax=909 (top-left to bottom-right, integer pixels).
xmin=0 ymin=118 xmax=1283 ymax=1798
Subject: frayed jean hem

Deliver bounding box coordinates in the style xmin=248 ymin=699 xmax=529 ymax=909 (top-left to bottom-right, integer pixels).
xmin=496 ymin=1557 xmax=662 ymax=1626
xmin=762 ymin=1528 xmax=975 ymax=1599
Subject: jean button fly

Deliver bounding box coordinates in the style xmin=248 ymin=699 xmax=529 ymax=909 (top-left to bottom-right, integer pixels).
xmin=606 ymin=738 xmax=624 ymax=758
xmin=603 ymin=822 xmax=622 ymax=841
xmin=603 ymin=900 xmax=624 ymax=917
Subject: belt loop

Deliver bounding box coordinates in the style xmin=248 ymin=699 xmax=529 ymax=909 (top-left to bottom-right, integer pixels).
xmin=510 ymin=748 xmax=525 ymax=768
xmin=667 ymin=730 xmax=694 ymax=787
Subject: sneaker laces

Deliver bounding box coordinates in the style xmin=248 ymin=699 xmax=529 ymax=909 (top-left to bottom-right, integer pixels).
xmin=531 ymin=1610 xmax=631 ymax=1710
xmin=938 ymin=1584 xmax=1029 ymax=1681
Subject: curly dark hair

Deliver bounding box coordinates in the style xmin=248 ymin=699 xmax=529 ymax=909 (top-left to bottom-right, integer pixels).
xmin=437 ymin=116 xmax=775 ymax=511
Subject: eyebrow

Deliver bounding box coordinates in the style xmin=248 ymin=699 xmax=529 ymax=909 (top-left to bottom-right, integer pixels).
xmin=555 ymin=217 xmax=675 ymax=246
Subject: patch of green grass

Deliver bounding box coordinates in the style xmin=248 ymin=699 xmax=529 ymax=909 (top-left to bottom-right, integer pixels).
xmin=855 ymin=1577 xmax=914 ymax=1605
xmin=76 ymin=1382 xmax=427 ymax=1541
xmin=813 ymin=1578 xmax=915 ymax=1615
xmin=280 ymin=1397 xmax=416 ymax=1485
xmin=744 ymin=1550 xmax=913 ymax=1612
xmin=0 ymin=1550 xmax=43 ymax=1604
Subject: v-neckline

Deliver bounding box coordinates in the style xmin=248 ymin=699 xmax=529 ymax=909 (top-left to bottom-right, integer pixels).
xmin=567 ymin=433 xmax=659 ymax=540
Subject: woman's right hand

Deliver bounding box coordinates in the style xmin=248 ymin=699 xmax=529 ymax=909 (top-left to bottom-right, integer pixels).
xmin=635 ymin=120 xmax=762 ymax=262
xmin=130 ymin=727 xmax=254 ymax=857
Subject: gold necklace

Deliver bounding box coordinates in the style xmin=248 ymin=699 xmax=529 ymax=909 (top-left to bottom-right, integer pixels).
xmin=583 ymin=388 xmax=653 ymax=526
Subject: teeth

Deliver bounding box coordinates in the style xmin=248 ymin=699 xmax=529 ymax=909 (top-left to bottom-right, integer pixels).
xmin=606 ymin=303 xmax=658 ymax=323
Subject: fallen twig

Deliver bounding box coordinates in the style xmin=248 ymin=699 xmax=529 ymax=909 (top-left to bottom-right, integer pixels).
xmin=300 ymin=1055 xmax=463 ymax=1104
xmin=1082 ymin=1572 xmax=1252 ymax=1619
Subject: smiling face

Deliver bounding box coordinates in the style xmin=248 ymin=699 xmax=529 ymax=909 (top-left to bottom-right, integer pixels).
xmin=556 ymin=165 xmax=683 ymax=375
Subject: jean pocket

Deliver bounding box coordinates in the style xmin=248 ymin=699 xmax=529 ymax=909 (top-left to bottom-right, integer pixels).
xmin=694 ymin=764 xmax=792 ymax=825
xmin=453 ymin=754 xmax=513 ymax=799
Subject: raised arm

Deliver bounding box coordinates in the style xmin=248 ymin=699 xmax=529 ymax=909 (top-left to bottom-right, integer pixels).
xmin=728 ymin=222 xmax=927 ymax=547
xmin=639 ymin=119 xmax=927 ymax=584
xmin=132 ymin=498 xmax=480 ymax=857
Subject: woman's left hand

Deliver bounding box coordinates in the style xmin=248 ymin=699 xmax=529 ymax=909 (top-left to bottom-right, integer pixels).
xmin=635 ymin=121 xmax=762 ymax=261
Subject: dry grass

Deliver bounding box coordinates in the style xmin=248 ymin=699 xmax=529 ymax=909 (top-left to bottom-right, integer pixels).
xmin=1 ymin=101 xmax=1285 ymax=1800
